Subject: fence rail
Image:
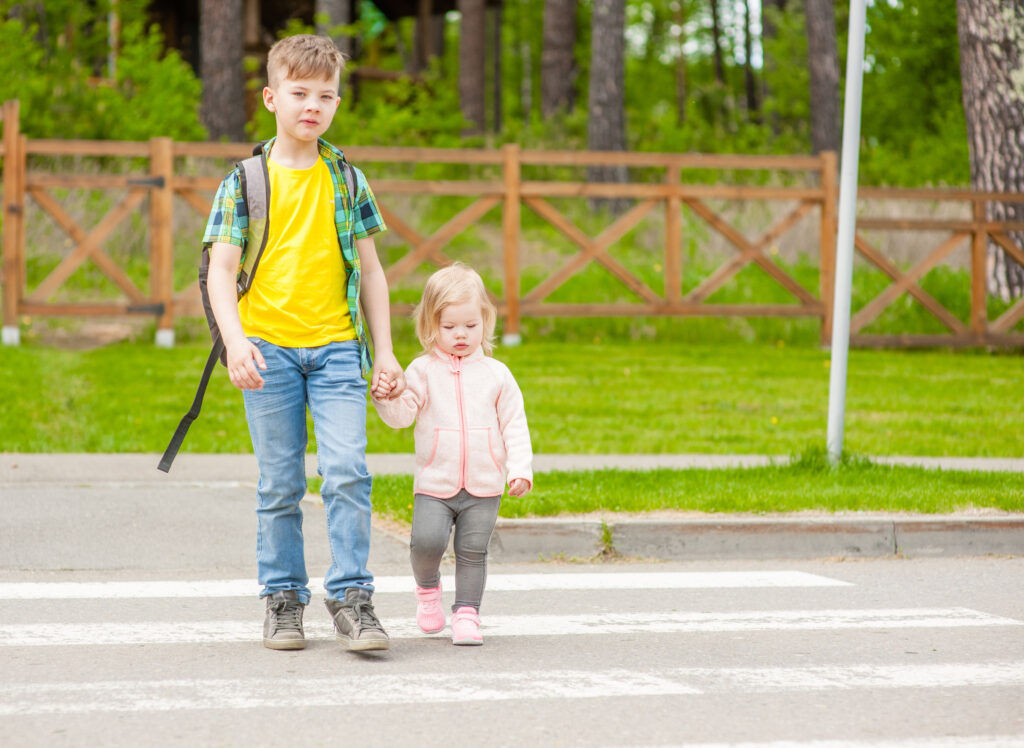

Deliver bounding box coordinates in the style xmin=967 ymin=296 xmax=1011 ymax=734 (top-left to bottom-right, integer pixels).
xmin=2 ymin=99 xmax=1023 ymax=348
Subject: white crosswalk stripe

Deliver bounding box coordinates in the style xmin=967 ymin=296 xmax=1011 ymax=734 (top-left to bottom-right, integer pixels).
xmin=0 ymin=607 xmax=1018 ymax=647
xmin=0 ymin=570 xmax=849 ymax=599
xmin=2 ymin=662 xmax=1024 ymax=716
xmin=651 ymin=740 xmax=1024 ymax=748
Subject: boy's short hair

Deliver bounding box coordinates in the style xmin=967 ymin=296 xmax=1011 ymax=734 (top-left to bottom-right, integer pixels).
xmin=414 ymin=262 xmax=497 ymax=356
xmin=266 ymin=34 xmax=345 ymax=88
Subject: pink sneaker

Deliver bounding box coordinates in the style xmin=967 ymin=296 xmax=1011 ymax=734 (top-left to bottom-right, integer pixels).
xmin=415 ymin=585 xmax=445 ymax=634
xmin=451 ymin=606 xmax=483 ymax=646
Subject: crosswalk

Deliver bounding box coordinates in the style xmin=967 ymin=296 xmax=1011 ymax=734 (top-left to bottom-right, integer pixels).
xmin=2 ymin=569 xmax=1022 ymax=746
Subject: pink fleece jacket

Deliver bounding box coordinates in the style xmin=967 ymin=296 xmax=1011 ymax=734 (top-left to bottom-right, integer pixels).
xmin=373 ymin=348 xmax=533 ymax=499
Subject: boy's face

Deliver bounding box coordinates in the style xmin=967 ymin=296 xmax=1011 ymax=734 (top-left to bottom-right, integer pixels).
xmin=262 ymin=73 xmax=341 ymax=144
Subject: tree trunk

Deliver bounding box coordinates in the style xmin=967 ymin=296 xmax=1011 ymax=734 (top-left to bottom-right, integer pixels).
xmin=761 ymin=0 xmax=788 ymax=135
xmin=674 ymin=0 xmax=687 ymax=126
xmin=709 ymin=0 xmax=726 ymax=87
xmin=804 ymin=0 xmax=840 ymax=153
xmin=316 ymin=0 xmax=352 ymax=58
xmin=587 ymin=0 xmax=628 ymax=212
xmin=541 ymin=0 xmax=577 ymax=117
xmin=743 ymin=0 xmax=760 ymax=121
xmin=316 ymin=0 xmax=352 ymax=98
xmin=414 ymin=11 xmax=447 ymax=73
xmin=200 ymin=0 xmax=246 ymax=142
xmin=458 ymin=0 xmax=486 ymax=134
xmin=957 ymin=0 xmax=1024 ymax=300
xmin=491 ymin=5 xmax=503 ymax=132
xmin=412 ymin=0 xmax=433 ymax=72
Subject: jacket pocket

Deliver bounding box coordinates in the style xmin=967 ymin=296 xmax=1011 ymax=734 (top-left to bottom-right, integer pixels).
xmin=466 ymin=427 xmax=504 ymax=494
xmin=418 ymin=428 xmax=461 ymax=494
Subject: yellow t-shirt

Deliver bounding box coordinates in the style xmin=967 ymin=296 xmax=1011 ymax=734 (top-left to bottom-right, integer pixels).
xmin=239 ymin=157 xmax=355 ymax=347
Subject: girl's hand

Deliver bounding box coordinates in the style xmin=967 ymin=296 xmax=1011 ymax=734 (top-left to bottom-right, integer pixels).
xmin=508 ymin=478 xmax=531 ymax=497
xmin=371 ymin=372 xmax=394 ymax=401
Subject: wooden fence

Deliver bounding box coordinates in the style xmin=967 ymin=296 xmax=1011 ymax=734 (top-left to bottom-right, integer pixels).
xmin=2 ymin=98 xmax=1023 ymax=348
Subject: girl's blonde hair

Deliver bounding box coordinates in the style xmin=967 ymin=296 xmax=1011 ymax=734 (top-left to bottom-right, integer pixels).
xmin=414 ymin=263 xmax=497 ymax=355
xmin=266 ymin=34 xmax=346 ymax=88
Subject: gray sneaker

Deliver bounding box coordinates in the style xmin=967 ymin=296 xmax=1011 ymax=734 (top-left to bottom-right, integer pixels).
xmin=324 ymin=588 xmax=390 ymax=651
xmin=263 ymin=590 xmax=306 ymax=650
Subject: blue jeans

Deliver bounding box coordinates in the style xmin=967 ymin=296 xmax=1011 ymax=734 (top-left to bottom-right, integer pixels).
xmin=243 ymin=338 xmax=373 ymax=604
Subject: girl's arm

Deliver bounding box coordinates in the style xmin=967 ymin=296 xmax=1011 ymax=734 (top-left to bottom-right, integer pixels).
xmin=373 ymin=361 xmax=427 ymax=429
xmin=496 ymin=368 xmax=534 ymax=494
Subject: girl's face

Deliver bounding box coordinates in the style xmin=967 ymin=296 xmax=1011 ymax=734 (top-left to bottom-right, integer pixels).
xmin=436 ymin=299 xmax=484 ymax=357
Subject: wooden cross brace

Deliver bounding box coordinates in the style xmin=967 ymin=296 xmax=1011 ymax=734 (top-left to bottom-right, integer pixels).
xmin=26 ymin=187 xmax=148 ymax=304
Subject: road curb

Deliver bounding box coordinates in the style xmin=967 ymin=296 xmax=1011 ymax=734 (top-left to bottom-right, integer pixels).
xmin=5 ymin=454 xmax=1023 ymax=562
xmin=489 ymin=516 xmax=1024 ymax=562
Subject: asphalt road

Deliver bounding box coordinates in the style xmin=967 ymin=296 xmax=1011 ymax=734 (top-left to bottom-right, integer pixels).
xmin=2 ymin=470 xmax=1023 ymax=747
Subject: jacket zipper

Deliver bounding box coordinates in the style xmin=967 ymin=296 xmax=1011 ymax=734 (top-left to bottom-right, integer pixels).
xmin=452 ymin=354 xmax=468 ymax=489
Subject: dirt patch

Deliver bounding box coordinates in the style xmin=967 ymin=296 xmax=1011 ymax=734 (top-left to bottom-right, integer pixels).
xmin=25 ymin=317 xmax=149 ymax=350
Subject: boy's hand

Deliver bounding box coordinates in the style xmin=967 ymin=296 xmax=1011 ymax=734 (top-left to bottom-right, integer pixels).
xmin=225 ymin=339 xmax=267 ymax=391
xmin=508 ymin=478 xmax=531 ymax=497
xmin=372 ymin=351 xmax=406 ymax=400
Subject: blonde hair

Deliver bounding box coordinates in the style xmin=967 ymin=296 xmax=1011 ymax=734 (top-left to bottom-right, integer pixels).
xmin=266 ymin=34 xmax=345 ymax=88
xmin=414 ymin=263 xmax=497 ymax=355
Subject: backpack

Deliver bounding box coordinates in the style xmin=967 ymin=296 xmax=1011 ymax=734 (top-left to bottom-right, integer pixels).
xmin=158 ymin=143 xmax=357 ymax=473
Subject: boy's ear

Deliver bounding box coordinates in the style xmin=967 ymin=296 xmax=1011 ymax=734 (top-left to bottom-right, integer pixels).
xmin=262 ymin=86 xmax=276 ymax=113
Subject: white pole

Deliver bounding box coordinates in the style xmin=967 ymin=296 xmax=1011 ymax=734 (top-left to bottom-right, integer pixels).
xmin=826 ymin=0 xmax=868 ymax=463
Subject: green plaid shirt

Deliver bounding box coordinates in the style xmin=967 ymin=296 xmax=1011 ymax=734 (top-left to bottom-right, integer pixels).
xmin=202 ymin=137 xmax=386 ymax=376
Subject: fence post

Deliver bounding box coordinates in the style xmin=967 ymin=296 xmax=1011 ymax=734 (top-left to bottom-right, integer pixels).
xmin=970 ymin=199 xmax=987 ymax=342
xmin=665 ymin=163 xmax=682 ymax=304
xmin=149 ymin=137 xmax=175 ymax=347
xmin=2 ymin=100 xmax=21 ymax=345
xmin=818 ymin=150 xmax=838 ymax=346
xmin=502 ymin=142 xmax=521 ymax=345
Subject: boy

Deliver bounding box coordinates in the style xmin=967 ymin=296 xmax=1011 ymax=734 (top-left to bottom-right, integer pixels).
xmin=204 ymin=34 xmax=404 ymax=652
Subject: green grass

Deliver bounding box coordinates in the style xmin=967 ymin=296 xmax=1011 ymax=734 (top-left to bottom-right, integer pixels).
xmin=339 ymin=452 xmax=1024 ymax=524
xmin=1 ymin=337 xmax=1021 ymax=457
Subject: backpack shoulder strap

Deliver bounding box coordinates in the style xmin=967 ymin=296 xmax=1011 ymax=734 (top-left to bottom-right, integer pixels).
xmin=341 ymin=160 xmax=356 ymax=209
xmin=235 ymin=152 xmax=270 ymax=296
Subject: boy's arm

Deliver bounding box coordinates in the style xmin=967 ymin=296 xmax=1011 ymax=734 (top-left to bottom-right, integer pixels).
xmin=207 ymin=242 xmax=267 ymax=390
xmin=356 ymin=234 xmax=405 ymax=399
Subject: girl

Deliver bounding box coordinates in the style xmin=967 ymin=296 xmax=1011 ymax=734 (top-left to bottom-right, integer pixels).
xmin=373 ymin=263 xmax=533 ymax=645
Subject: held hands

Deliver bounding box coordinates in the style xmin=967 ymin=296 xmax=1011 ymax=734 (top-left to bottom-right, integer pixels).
xmin=225 ymin=339 xmax=267 ymax=390
xmin=508 ymin=478 xmax=531 ymax=497
xmin=371 ymin=352 xmax=406 ymax=401
xmin=371 ymin=372 xmax=394 ymax=401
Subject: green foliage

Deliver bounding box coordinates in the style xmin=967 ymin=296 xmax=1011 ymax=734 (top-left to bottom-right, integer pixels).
xmin=0 ymin=0 xmax=204 ymax=141
xmin=0 ymin=0 xmax=974 ymax=185
xmin=858 ymin=0 xmax=970 ymax=185
xmin=323 ymin=455 xmax=1024 ymax=523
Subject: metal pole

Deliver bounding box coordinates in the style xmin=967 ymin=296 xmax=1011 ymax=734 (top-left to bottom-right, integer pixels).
xmin=826 ymin=0 xmax=868 ymax=463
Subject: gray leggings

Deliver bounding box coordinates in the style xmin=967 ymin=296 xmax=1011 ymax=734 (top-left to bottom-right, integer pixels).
xmin=410 ymin=490 xmax=501 ymax=612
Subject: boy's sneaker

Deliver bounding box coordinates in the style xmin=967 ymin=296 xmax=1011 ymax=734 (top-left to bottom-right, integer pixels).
xmin=415 ymin=585 xmax=445 ymax=634
xmin=263 ymin=590 xmax=306 ymax=650
xmin=324 ymin=588 xmax=390 ymax=651
xmin=451 ymin=606 xmax=483 ymax=646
